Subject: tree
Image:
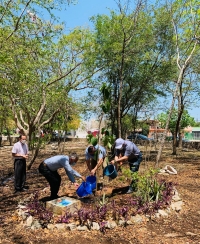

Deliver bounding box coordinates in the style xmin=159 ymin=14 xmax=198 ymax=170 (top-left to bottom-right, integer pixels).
xmin=1 ymin=13 xmax=97 ymax=168
xmin=158 ymin=109 xmax=196 ymax=137
xmin=155 ymin=0 xmax=200 ymax=160
xmin=0 ymin=0 xmax=76 ymax=44
xmin=91 ymin=0 xmax=174 ymax=138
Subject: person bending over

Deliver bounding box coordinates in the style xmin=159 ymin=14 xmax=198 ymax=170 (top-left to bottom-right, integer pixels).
xmin=110 ymin=138 xmax=142 ymax=193
xmin=38 ymin=153 xmax=85 ymax=200
xmin=85 ymin=145 xmax=106 ymax=176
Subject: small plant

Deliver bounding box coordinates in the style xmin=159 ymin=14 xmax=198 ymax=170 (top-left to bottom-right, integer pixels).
xmin=25 ymin=192 xmax=53 ymax=227
xmin=86 ymin=134 xmax=97 ymax=146
xmin=101 ymin=128 xmax=115 ymax=150
xmin=99 ymin=221 xmax=107 ymax=233
xmin=98 ymin=192 xmax=108 ymax=206
xmin=122 ymin=167 xmax=173 ymax=205
xmin=56 ymin=212 xmax=72 ymax=224
xmin=24 ymin=177 xmax=176 ymax=231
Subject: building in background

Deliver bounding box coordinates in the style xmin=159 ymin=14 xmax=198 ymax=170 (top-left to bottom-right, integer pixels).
xmin=75 ymin=119 xmax=106 ymax=138
xmin=184 ymin=127 xmax=200 ymax=141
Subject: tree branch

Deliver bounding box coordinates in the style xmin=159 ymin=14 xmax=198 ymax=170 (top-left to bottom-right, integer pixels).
xmin=6 ymin=0 xmax=33 ymax=41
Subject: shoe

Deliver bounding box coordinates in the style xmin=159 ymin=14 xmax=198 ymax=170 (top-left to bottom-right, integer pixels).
xmin=21 ymin=188 xmax=28 ymax=192
xmin=50 ymin=195 xmax=59 ymax=200
xmin=23 ymin=185 xmax=29 ymax=189
xmin=126 ymin=186 xmax=133 ymax=194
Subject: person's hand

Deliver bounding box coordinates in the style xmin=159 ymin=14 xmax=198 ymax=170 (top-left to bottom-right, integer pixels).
xmin=23 ymin=154 xmax=28 ymax=159
xmin=81 ymin=176 xmax=86 ymax=182
xmin=74 ymin=182 xmax=79 ymax=188
xmin=110 ymin=160 xmax=115 ymax=165
xmin=90 ymin=169 xmax=96 ymax=175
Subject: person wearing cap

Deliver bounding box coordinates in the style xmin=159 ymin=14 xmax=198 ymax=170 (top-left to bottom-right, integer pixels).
xmin=38 ymin=153 xmax=86 ymax=200
xmin=85 ymin=145 xmax=106 ymax=176
xmin=110 ymin=138 xmax=142 ymax=193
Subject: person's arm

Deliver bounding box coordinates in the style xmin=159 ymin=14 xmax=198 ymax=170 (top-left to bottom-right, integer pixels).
xmin=64 ymin=161 xmax=86 ymax=184
xmin=12 ymin=143 xmax=29 ymax=159
xmin=111 ymin=155 xmax=128 ymax=165
xmin=12 ymin=152 xmax=28 ymax=159
xmin=86 ymin=159 xmax=92 ymax=172
xmin=91 ymin=158 xmax=103 ymax=175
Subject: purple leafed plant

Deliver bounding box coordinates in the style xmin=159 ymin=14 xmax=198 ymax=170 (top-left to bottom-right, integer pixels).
xmin=24 ymin=179 xmax=176 ymax=230
xmin=25 ymin=192 xmax=53 ymax=225
xmin=97 ymin=204 xmax=108 ymax=221
xmin=74 ymin=208 xmax=97 ymax=228
xmin=119 ymin=206 xmax=129 ymax=219
xmin=99 ymin=221 xmax=107 ymax=233
xmin=56 ymin=212 xmax=72 ymax=223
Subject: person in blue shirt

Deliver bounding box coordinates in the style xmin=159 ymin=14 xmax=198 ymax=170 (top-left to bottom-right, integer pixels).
xmin=85 ymin=145 xmax=106 ymax=176
xmin=110 ymin=138 xmax=143 ymax=193
xmin=38 ymin=153 xmax=86 ymax=200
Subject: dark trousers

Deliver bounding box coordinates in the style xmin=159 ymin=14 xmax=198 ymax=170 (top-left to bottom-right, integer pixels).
xmin=129 ymin=152 xmax=143 ymax=188
xmin=91 ymin=159 xmax=97 ymax=169
xmin=14 ymin=158 xmax=26 ymax=191
xmin=38 ymin=162 xmax=61 ymax=199
xmin=91 ymin=158 xmax=105 ymax=176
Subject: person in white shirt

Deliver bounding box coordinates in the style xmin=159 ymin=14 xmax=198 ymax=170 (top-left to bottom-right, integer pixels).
xmin=12 ymin=135 xmax=29 ymax=192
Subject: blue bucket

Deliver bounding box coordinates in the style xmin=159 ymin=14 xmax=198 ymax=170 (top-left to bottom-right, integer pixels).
xmin=86 ymin=175 xmax=96 ymax=191
xmin=103 ymin=165 xmax=118 ymax=179
xmin=76 ymin=182 xmax=92 ymax=197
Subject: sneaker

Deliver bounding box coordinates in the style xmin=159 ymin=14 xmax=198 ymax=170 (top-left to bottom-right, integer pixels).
xmin=126 ymin=186 xmax=133 ymax=194
xmin=23 ymin=185 xmax=29 ymax=189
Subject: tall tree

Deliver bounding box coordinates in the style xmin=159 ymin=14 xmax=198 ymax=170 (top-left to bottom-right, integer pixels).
xmin=156 ymin=0 xmax=200 ymax=161
xmin=1 ymin=19 xmax=97 ymax=168
xmin=92 ymin=0 xmax=174 ymax=138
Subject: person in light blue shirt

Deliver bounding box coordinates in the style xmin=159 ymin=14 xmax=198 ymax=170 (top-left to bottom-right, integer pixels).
xmin=38 ymin=153 xmax=86 ymax=200
xmin=85 ymin=145 xmax=106 ymax=175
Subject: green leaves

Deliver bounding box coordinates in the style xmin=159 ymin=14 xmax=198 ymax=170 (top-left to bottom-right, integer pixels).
xmin=86 ymin=134 xmax=98 ymax=146
xmin=99 ymin=83 xmax=111 ymax=114
xmin=101 ymin=128 xmax=115 ymax=149
xmin=157 ymin=109 xmax=196 ymax=133
xmin=123 ymin=167 xmax=165 ymax=204
xmin=100 ymin=83 xmax=111 ymax=100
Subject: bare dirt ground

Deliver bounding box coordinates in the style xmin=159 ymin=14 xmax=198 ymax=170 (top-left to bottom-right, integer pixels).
xmin=0 ymin=140 xmax=200 ymax=244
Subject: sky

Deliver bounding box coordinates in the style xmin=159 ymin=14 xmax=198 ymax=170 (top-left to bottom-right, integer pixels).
xmin=49 ymin=0 xmax=200 ymax=121
xmin=61 ymin=0 xmax=117 ymax=30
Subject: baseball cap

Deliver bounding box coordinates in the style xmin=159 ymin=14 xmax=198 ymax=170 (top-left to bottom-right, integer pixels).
xmin=115 ymin=138 xmax=125 ymax=149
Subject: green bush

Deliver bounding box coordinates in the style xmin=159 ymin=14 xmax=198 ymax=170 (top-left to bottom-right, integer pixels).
xmin=122 ymin=167 xmax=165 ymax=204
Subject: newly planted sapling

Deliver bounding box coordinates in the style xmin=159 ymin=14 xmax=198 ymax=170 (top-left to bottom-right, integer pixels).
xmin=98 ymin=192 xmax=108 ymax=206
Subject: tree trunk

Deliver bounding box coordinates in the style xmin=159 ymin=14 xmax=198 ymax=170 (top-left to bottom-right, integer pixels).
xmin=156 ymin=70 xmax=185 ymax=165
xmin=6 ymin=128 xmax=12 ymax=146
xmin=172 ymin=132 xmax=177 ymax=155
xmin=156 ymin=35 xmax=197 ymax=165
xmin=96 ymin=113 xmax=104 ymax=192
xmin=28 ymin=146 xmax=40 ymax=170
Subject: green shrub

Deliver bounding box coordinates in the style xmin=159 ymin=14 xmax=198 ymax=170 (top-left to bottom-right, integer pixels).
xmin=122 ymin=167 xmax=165 ymax=204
